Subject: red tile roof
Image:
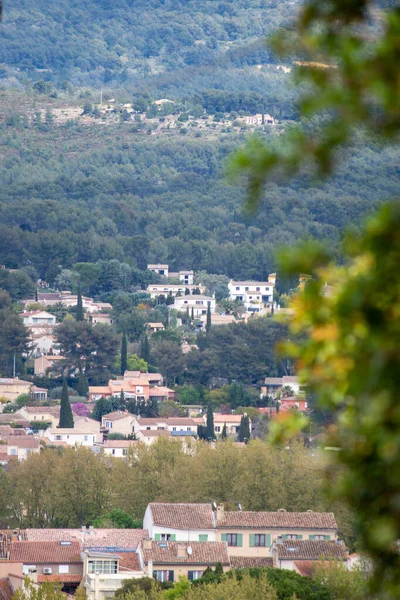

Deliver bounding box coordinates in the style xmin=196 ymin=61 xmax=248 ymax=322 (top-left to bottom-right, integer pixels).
xmin=9 ymin=541 xmax=82 ymax=564
xmin=275 ymin=540 xmax=347 ymax=561
xmin=102 ymin=411 xmax=132 ymax=422
xmin=118 ymin=552 xmax=141 ymax=572
xmin=37 ymin=574 xmax=82 ymax=584
xmin=143 ymin=541 xmax=229 ymax=565
xmin=219 ymin=511 xmax=337 ymax=530
xmin=0 ymin=579 xmax=14 ymax=600
xmin=149 ymin=503 xmax=215 ymax=530
xmin=1 ymin=437 xmax=40 ymax=449
xmin=25 ymin=529 xmax=147 ymax=550
xmin=230 ymin=556 xmax=273 ymax=569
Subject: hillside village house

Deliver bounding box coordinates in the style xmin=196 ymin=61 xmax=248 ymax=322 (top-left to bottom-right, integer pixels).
xmin=19 ymin=311 xmax=56 ymax=329
xmin=19 ymin=406 xmax=60 ymax=427
xmin=30 ymin=333 xmax=60 ymax=358
xmin=94 ymin=439 xmax=138 ymax=457
xmin=101 ymin=411 xmax=136 ymax=436
xmin=82 ymin=548 xmax=144 ymax=600
xmin=89 ymin=376 xmax=150 ymax=402
xmin=135 ymin=430 xmax=172 ymax=446
xmin=210 ymin=414 xmax=249 ymax=437
xmin=88 ymin=313 xmax=113 ymax=326
xmin=146 ymin=284 xmax=205 ymax=299
xmin=141 ymin=540 xmax=230 ymax=582
xmin=148 ymin=386 xmax=176 ymax=402
xmin=146 ymin=322 xmax=165 ymax=334
xmin=271 ymin=539 xmax=348 ymax=571
xmin=34 ymin=355 xmax=65 ymax=377
xmin=172 ymin=295 xmax=216 ymax=318
xmin=44 ymin=420 xmax=103 ymax=447
xmin=228 ymin=276 xmax=276 ymax=314
xmin=0 ymin=379 xmax=47 ymax=403
xmin=147 ymin=265 xmax=194 ymax=285
xmin=279 ymin=397 xmax=308 ymax=412
xmin=132 ymin=416 xmax=199 ymax=436
xmin=9 ymin=541 xmax=83 ymax=594
xmin=147 ymin=264 xmax=169 ymax=277
xmin=143 ymin=503 xmax=338 ymax=558
xmin=0 ymin=436 xmax=40 ymax=464
xmin=261 ymin=376 xmax=301 ymax=399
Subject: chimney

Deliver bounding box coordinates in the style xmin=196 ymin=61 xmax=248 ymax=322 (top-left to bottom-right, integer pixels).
xmin=268 ymin=273 xmax=277 ymax=285
xmin=216 ymin=504 xmax=225 ymax=522
xmin=81 ymin=526 xmax=86 ymax=533
xmin=177 ymin=544 xmax=186 ymax=559
xmin=147 ymin=559 xmax=153 ymax=578
xmin=143 ymin=539 xmax=152 ymax=550
xmin=88 ymin=525 xmax=94 ymax=534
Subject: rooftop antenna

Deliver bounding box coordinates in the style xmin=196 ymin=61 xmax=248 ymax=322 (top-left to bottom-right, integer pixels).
xmin=212 ymin=501 xmax=217 ymax=511
xmin=238 ymin=503 xmax=242 ymax=511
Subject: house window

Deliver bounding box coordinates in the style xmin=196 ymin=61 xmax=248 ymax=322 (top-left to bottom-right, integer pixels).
xmin=226 ymin=534 xmax=238 ymax=546
xmin=215 ymin=426 xmax=221 ymax=433
xmin=236 ymin=287 xmax=240 ymax=290
xmin=188 ymin=571 xmax=203 ymax=581
xmin=161 ymin=534 xmax=172 ymax=541
xmin=245 ymin=287 xmax=249 ymax=291
xmin=153 ymin=570 xmax=174 ymax=582
xmin=187 ymin=427 xmax=191 ymax=431
xmin=59 ymin=565 xmax=69 ymax=574
xmin=123 ymin=449 xmax=127 ymax=456
xmin=9 ymin=448 xmax=17 ymax=456
xmin=146 ymin=427 xmax=151 ymax=430
xmin=112 ymin=449 xmax=115 ymax=455
xmin=311 ymin=535 xmax=329 ymax=540
xmin=88 ymin=560 xmax=118 ymax=575
xmin=285 ymin=534 xmax=299 ymax=540
xmin=256 ymin=287 xmax=260 ymax=291
xmin=84 ymin=435 xmax=88 ymax=441
xmin=55 ymin=435 xmax=62 ymax=441
xmin=254 ymin=534 xmax=266 ymax=547
xmin=173 ymin=427 xmax=177 ymax=431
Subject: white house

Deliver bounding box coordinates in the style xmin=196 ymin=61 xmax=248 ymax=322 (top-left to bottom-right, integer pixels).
xmin=82 ymin=549 xmax=144 ymax=600
xmin=146 ymin=284 xmax=205 ymax=299
xmin=31 ymin=333 xmax=60 ymax=357
xmin=101 ymin=411 xmax=136 ymax=436
xmin=0 ymin=436 xmax=40 ymax=461
xmin=172 ymin=295 xmax=215 ymax=318
xmin=228 ymin=278 xmax=276 ymax=314
xmin=19 ymin=311 xmax=56 ymax=328
xmin=143 ymin=503 xmax=218 ymax=543
xmin=271 ymin=539 xmax=348 ymax=571
xmin=147 ymin=264 xmax=169 ymax=277
xmin=94 ymin=439 xmax=138 ymax=457
xmin=44 ymin=427 xmax=103 ymax=447
xmin=262 ymin=376 xmax=301 ymax=398
xmin=131 ymin=417 xmax=199 ymax=436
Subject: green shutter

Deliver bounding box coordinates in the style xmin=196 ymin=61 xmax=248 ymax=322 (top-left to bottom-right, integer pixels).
xmin=221 ymin=534 xmax=227 ymax=542
xmin=282 ymin=534 xmax=287 ymax=540
xmin=298 ymin=535 xmax=303 ymax=540
xmin=325 ymin=535 xmax=331 ymax=541
xmin=265 ymin=534 xmax=271 ymax=547
xmin=188 ymin=571 xmax=194 ymax=581
xmin=199 ymin=534 xmax=208 ymax=542
xmin=309 ymin=535 xmax=315 ymax=540
xmin=237 ymin=534 xmax=243 ymax=547
xmin=155 ymin=534 xmax=161 ymax=541
xmin=249 ymin=534 xmax=255 ymax=547
xmin=170 ymin=534 xmax=176 ymax=541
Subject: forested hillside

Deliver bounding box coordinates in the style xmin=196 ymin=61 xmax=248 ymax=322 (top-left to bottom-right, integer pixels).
xmin=1 ymin=0 xmax=293 ymax=87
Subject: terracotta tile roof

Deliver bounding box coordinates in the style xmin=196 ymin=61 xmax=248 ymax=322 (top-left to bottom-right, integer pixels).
xmin=37 ymin=574 xmax=83 ymax=584
xmin=118 ymin=552 xmax=141 ymax=572
xmin=294 ymin=561 xmax=319 ymax=577
xmin=102 ymin=440 xmax=138 ymax=448
xmin=149 ymin=387 xmax=174 ymax=397
xmin=143 ymin=541 xmax=229 ymax=565
xmin=102 ymin=411 xmax=133 ymax=422
xmin=25 ymin=529 xmax=147 ymax=550
xmin=0 ymin=426 xmax=13 ymax=436
xmin=137 ymin=430 xmax=171 ymax=438
xmin=23 ymin=406 xmax=60 ymax=414
xmin=0 ymin=579 xmax=14 ymax=600
xmin=213 ymin=414 xmax=244 ymax=424
xmin=218 ymin=511 xmax=337 ymax=530
xmin=1 ymin=437 xmax=40 ymax=449
xmin=149 ymin=503 xmax=214 ymax=530
xmin=230 ymin=556 xmax=273 ymax=569
xmin=276 ymin=540 xmax=347 ymax=561
xmin=9 ymin=541 xmax=82 ymax=564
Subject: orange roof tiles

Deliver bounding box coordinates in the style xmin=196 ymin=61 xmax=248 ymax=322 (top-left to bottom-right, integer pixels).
xmin=143 ymin=541 xmax=229 ymax=565
xmin=0 ymin=579 xmax=14 ymax=600
xmin=275 ymin=540 xmax=347 ymax=560
xmin=150 ymin=503 xmax=214 ymax=530
xmin=219 ymin=511 xmax=337 ymax=530
xmin=230 ymin=556 xmax=273 ymax=569
xmin=9 ymin=541 xmax=82 ymax=564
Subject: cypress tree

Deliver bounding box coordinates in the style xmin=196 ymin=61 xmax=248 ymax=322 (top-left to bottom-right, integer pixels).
xmin=221 ymin=423 xmax=227 ymax=439
xmin=186 ymin=306 xmax=189 ymax=325
xmin=206 ymin=403 xmax=215 ymax=440
xmin=191 ymin=307 xmax=194 ymax=320
xmin=76 ymin=281 xmax=84 ymax=321
xmin=77 ymin=368 xmax=88 ymax=397
xmin=119 ymin=390 xmax=126 ymax=410
xmin=59 ymin=379 xmax=74 ymax=428
xmin=238 ymin=414 xmax=250 ymax=443
xmin=206 ymin=301 xmax=211 ymax=333
xmin=35 ymin=289 xmax=38 ymax=302
xmin=141 ymin=334 xmax=150 ymax=363
xmin=121 ymin=331 xmax=128 ymax=375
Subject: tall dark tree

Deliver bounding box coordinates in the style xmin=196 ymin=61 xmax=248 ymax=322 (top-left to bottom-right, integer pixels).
xmin=76 ymin=281 xmax=84 ymax=321
xmin=77 ymin=368 xmax=88 ymax=397
xmin=206 ymin=301 xmax=211 ymax=334
xmin=191 ymin=307 xmax=194 ymax=320
xmin=59 ymin=379 xmax=74 ymax=428
xmin=205 ymin=403 xmax=215 ymax=440
xmin=238 ymin=414 xmax=250 ymax=443
xmin=221 ymin=423 xmax=227 ymax=439
xmin=121 ymin=331 xmax=128 ymax=375
xmin=141 ymin=334 xmax=150 ymax=364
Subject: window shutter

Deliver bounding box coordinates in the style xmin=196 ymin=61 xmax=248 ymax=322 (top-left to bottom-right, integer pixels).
xmin=155 ymin=534 xmax=161 ymax=541
xmin=199 ymin=534 xmax=208 ymax=542
xmin=170 ymin=534 xmax=176 ymax=541
xmin=188 ymin=571 xmax=194 ymax=581
xmin=168 ymin=571 xmax=174 ymax=582
xmin=265 ymin=534 xmax=271 ymax=547
xmin=249 ymin=534 xmax=255 ymax=547
xmin=221 ymin=534 xmax=227 ymax=542
xmin=298 ymin=535 xmax=303 ymax=540
xmin=282 ymin=534 xmax=287 ymax=540
xmin=309 ymin=535 xmax=315 ymax=540
xmin=325 ymin=535 xmax=331 ymax=541
xmin=237 ymin=534 xmax=243 ymax=547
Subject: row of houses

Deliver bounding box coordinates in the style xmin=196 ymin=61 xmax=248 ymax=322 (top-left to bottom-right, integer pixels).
xmin=0 ymin=504 xmax=353 ymax=600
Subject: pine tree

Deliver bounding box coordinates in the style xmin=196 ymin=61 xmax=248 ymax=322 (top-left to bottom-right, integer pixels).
xmin=206 ymin=301 xmax=211 ymax=333
xmin=221 ymin=423 xmax=227 ymax=439
xmin=121 ymin=331 xmax=128 ymax=375
xmin=76 ymin=281 xmax=84 ymax=321
xmin=206 ymin=403 xmax=215 ymax=440
xmin=59 ymin=379 xmax=74 ymax=428
xmin=119 ymin=390 xmax=126 ymax=409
